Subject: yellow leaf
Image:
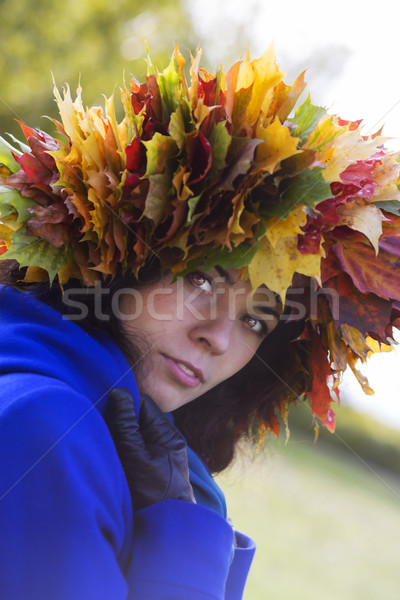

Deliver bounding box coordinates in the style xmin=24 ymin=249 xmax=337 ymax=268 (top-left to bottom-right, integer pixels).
xmin=336 ymin=199 xmax=386 ymax=254
xmin=0 ymin=214 xmax=20 ymax=248
xmin=248 ymin=233 xmax=323 ymax=301
xmin=341 ymin=324 xmax=372 ymax=358
xmin=256 ymin=118 xmax=300 ymax=174
xmin=265 ymin=205 xmax=308 ymax=247
xmin=189 ymin=48 xmax=203 ymax=111
xmin=22 ymin=266 xmax=49 ymax=283
xmin=228 ymin=192 xmax=246 ymax=236
xmin=172 ymin=166 xmax=193 ymax=202
xmin=237 ymin=44 xmax=285 ymax=127
xmin=230 ymin=210 xmax=259 ymax=245
xmin=365 ymin=336 xmax=393 ymax=356
xmin=346 ymin=347 xmax=375 ymax=395
xmin=373 ymin=182 xmax=400 ymax=202
xmin=374 ymin=155 xmax=400 ymax=187
xmin=104 ymin=93 xmax=123 ymax=154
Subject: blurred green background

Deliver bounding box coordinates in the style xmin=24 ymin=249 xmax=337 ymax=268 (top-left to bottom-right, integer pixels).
xmin=0 ymin=0 xmax=196 ymax=138
xmin=1 ymin=2 xmax=399 ymax=597
xmin=217 ymin=402 xmax=400 ymax=600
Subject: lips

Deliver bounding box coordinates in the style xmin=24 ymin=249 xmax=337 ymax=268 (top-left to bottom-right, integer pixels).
xmin=162 ymin=354 xmax=204 ymax=387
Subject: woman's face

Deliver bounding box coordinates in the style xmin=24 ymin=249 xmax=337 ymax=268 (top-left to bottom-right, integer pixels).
xmin=119 ymin=267 xmax=282 ymax=412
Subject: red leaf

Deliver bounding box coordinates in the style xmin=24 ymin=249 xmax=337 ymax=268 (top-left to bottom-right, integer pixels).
xmin=186 ymin=131 xmax=212 ymax=184
xmin=340 ymin=160 xmax=376 ymax=187
xmin=332 ymin=235 xmax=400 ymax=301
xmin=125 ymin=136 xmax=146 ymax=173
xmin=14 ymin=153 xmax=53 ymax=185
xmin=323 ymin=272 xmax=392 ymax=339
xmin=308 ymin=334 xmax=336 ymax=428
xmin=16 ymin=122 xmax=59 ymax=149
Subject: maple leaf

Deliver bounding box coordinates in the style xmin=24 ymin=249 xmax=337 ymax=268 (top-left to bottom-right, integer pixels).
xmin=322 ymin=272 xmax=393 ymax=339
xmin=236 ymin=44 xmax=285 ymax=127
xmin=143 ymin=173 xmax=173 ymax=226
xmin=331 ymin=235 xmax=400 ymax=301
xmin=143 ymin=133 xmax=178 ymax=176
xmin=336 ymin=199 xmax=386 ymax=254
xmin=221 ymin=137 xmax=262 ymax=190
xmin=308 ymin=333 xmax=336 ymax=430
xmin=207 ymin=122 xmax=231 ymax=179
xmin=341 ymin=323 xmax=372 ymax=358
xmin=255 ymin=118 xmax=300 ymax=174
xmin=322 ymin=128 xmax=389 ymax=183
xmin=1 ymin=225 xmax=70 ymax=283
xmin=270 ymin=71 xmax=307 ymax=123
xmin=248 ymin=231 xmax=323 ymax=301
xmin=275 ymin=167 xmax=332 ymax=219
xmin=0 ymin=186 xmax=34 ymax=224
xmin=0 ymin=136 xmax=22 ymax=175
xmin=290 ymin=94 xmax=326 ymax=147
xmin=346 ymin=346 xmax=375 ymax=395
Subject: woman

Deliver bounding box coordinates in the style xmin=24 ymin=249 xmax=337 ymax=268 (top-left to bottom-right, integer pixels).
xmin=1 ymin=45 xmax=399 ymax=599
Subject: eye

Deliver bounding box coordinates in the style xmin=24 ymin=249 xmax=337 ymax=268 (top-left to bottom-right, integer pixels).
xmin=242 ymin=315 xmax=267 ymax=336
xmin=187 ymin=271 xmax=213 ymax=294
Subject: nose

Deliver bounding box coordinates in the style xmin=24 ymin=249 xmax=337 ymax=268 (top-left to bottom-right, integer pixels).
xmin=189 ymin=316 xmax=233 ymax=354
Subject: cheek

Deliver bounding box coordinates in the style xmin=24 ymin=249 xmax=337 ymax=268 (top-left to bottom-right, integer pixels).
xmin=222 ymin=343 xmax=259 ymax=380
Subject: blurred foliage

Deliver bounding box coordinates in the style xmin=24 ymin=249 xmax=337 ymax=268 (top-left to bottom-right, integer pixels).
xmin=0 ymin=0 xmax=195 ymax=138
xmin=278 ymin=401 xmax=400 ymax=477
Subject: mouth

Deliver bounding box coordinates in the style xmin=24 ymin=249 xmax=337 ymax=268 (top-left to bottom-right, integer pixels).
xmin=161 ymin=354 xmax=205 ymax=387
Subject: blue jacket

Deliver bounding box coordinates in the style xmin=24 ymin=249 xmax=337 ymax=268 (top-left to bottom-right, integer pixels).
xmin=0 ymin=285 xmax=255 ymax=599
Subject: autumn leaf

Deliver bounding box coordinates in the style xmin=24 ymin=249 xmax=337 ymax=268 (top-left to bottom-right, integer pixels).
xmin=274 ymin=168 xmax=332 ymax=219
xmin=290 ymin=94 xmax=326 ymax=147
xmin=1 ymin=225 xmax=70 ymax=283
xmin=308 ymin=333 xmax=336 ymax=430
xmin=331 ymin=236 xmax=400 ymax=301
xmin=0 ymin=136 xmax=21 ymax=174
xmin=143 ymin=133 xmax=178 ymax=176
xmin=236 ymin=43 xmax=285 ymax=127
xmin=336 ymin=199 xmax=386 ymax=253
xmin=208 ymin=121 xmax=231 ymax=179
xmin=322 ymin=272 xmax=393 ymax=339
xmin=256 ymin=118 xmax=300 ymax=174
xmin=322 ymin=128 xmax=389 ymax=183
xmin=273 ymin=71 xmax=307 ymax=123
xmin=143 ymin=173 xmax=173 ymax=225
xmin=341 ymin=323 xmax=372 ymax=358
xmin=248 ymin=232 xmax=323 ymax=301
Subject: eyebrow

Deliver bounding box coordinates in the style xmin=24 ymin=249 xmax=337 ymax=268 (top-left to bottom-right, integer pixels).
xmin=252 ymin=305 xmax=281 ymax=321
xmin=214 ymin=265 xmax=236 ymax=285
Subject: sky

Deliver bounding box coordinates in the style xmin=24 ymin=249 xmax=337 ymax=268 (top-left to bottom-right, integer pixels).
xmin=186 ymin=0 xmax=400 ymax=430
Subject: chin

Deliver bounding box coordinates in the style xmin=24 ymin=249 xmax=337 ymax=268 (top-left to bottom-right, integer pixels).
xmin=139 ymin=384 xmax=196 ymax=413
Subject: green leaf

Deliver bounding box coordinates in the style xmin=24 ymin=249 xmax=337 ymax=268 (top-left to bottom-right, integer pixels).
xmin=143 ymin=133 xmax=178 ymax=176
xmin=373 ymin=200 xmax=400 ymax=215
xmin=1 ymin=226 xmax=71 ymax=283
xmin=3 ymin=133 xmax=30 ymax=154
xmin=262 ymin=168 xmax=331 ymax=220
xmin=290 ymin=95 xmax=326 ymax=146
xmin=143 ymin=173 xmax=172 ymax=226
xmin=181 ymin=240 xmax=262 ymax=277
xmin=0 ymin=136 xmax=21 ymax=172
xmin=169 ymin=100 xmax=195 ymax=150
xmin=0 ymin=186 xmax=34 ymax=223
xmin=186 ymin=194 xmax=201 ymax=224
xmin=208 ymin=122 xmax=231 ymax=179
xmin=159 ymin=55 xmax=181 ymax=119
